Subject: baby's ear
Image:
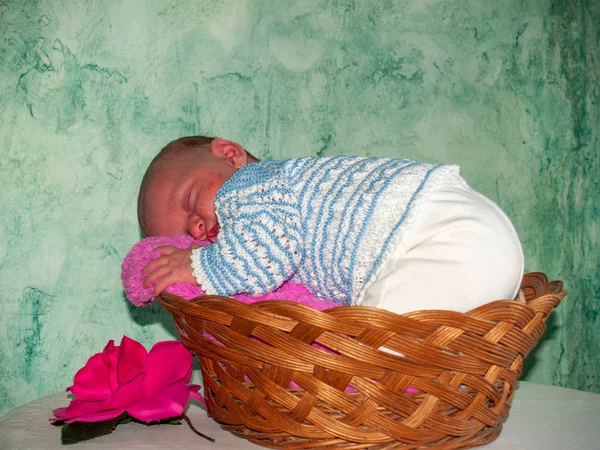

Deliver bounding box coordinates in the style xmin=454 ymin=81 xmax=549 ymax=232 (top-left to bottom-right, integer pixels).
xmin=210 ymin=139 xmax=247 ymax=168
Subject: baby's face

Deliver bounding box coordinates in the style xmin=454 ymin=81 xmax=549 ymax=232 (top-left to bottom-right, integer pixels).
xmin=141 ymin=141 xmax=247 ymax=240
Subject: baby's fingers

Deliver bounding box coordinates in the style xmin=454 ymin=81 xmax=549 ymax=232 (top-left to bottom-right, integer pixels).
xmin=153 ymin=246 xmax=179 ymax=255
xmin=143 ymin=264 xmax=171 ymax=288
xmin=153 ymin=274 xmax=178 ymax=297
xmin=141 ymin=256 xmax=168 ymax=276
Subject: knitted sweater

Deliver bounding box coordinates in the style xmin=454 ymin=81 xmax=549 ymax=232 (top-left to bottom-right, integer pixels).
xmin=191 ymin=156 xmax=459 ymax=305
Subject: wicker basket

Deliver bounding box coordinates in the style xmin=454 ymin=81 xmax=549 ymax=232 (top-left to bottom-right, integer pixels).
xmin=158 ymin=272 xmax=565 ymax=449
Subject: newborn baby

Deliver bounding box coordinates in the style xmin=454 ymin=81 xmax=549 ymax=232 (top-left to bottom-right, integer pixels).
xmin=137 ymin=136 xmax=524 ymax=315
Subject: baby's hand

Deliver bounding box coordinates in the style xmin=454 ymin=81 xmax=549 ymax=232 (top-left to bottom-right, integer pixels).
xmin=141 ymin=246 xmax=198 ymax=296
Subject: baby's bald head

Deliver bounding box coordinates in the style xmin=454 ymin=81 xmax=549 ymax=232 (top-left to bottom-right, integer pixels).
xmin=137 ymin=136 xmax=214 ymax=234
xmin=137 ymin=136 xmax=257 ymax=237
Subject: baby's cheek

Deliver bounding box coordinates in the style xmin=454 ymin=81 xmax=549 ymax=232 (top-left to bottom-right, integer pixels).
xmin=206 ymin=180 xmax=219 ymax=192
xmin=206 ymin=173 xmax=226 ymax=192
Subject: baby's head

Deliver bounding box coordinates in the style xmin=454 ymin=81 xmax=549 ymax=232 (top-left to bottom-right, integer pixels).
xmin=137 ymin=136 xmax=256 ymax=239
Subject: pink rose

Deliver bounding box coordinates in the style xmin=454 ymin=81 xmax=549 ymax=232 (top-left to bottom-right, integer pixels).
xmin=51 ymin=336 xmax=202 ymax=423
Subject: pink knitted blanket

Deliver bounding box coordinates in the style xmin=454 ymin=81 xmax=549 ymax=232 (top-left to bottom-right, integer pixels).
xmin=121 ymin=235 xmax=339 ymax=310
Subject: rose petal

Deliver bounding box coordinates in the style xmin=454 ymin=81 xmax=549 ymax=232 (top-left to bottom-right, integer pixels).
xmin=188 ymin=384 xmax=206 ymax=407
xmin=68 ymin=353 xmax=112 ymax=401
xmin=52 ymin=374 xmax=145 ymax=423
xmin=102 ymin=340 xmax=119 ymax=392
xmin=116 ymin=336 xmax=148 ymax=385
xmin=50 ymin=407 xmax=68 ymax=421
xmin=127 ymin=382 xmax=191 ymax=423
xmin=64 ymin=407 xmax=126 ymax=424
xmin=62 ymin=399 xmax=111 ymax=419
xmin=106 ymin=372 xmax=146 ymax=410
xmin=142 ymin=341 xmax=193 ymax=397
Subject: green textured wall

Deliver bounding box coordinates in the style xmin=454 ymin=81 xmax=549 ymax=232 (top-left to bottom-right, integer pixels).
xmin=1 ymin=0 xmax=598 ymax=416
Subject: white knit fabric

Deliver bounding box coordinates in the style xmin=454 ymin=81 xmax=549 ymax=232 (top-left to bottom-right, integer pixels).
xmin=191 ymin=157 xmax=462 ymax=305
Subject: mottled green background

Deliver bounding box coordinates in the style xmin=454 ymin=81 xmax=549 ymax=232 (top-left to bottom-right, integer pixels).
xmin=0 ymin=0 xmax=598 ymax=416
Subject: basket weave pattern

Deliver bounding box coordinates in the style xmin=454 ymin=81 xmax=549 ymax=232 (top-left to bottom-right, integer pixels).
xmin=158 ymin=272 xmax=565 ymax=449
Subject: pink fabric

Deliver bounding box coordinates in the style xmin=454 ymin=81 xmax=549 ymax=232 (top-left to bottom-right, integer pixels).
xmin=121 ymin=235 xmax=338 ymax=310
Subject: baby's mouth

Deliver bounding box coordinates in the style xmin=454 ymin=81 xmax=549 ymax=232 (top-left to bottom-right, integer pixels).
xmin=206 ymin=224 xmax=220 ymax=243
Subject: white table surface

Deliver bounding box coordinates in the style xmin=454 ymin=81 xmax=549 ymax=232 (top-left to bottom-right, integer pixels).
xmin=1 ymin=381 xmax=599 ymax=449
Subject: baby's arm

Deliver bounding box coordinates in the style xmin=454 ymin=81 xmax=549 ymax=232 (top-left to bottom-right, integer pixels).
xmin=140 ymin=206 xmax=304 ymax=297
xmin=191 ymin=206 xmax=304 ymax=297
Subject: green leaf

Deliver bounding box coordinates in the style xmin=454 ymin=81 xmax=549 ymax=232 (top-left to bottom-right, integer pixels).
xmin=61 ymin=414 xmax=124 ymax=445
xmin=118 ymin=415 xmax=133 ymax=425
xmin=129 ymin=416 xmax=182 ymax=426
xmin=164 ymin=418 xmax=182 ymax=425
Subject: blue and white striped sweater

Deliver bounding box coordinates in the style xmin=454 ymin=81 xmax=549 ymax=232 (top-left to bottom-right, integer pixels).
xmin=191 ymin=156 xmax=459 ymax=305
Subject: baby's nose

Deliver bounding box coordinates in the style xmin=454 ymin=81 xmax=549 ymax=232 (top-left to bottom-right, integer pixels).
xmin=188 ymin=219 xmax=205 ymax=240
